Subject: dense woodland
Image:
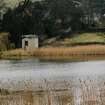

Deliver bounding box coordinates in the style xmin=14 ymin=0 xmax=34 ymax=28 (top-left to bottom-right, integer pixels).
xmin=0 ymin=0 xmax=105 ymax=47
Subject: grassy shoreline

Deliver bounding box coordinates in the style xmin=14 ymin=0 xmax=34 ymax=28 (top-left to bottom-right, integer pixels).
xmin=1 ymin=45 xmax=105 ymax=61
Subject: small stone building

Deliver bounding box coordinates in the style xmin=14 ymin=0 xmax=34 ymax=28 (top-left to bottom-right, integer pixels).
xmin=22 ymin=34 xmax=38 ymax=49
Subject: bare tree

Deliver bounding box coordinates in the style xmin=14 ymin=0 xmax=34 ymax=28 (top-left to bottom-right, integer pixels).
xmin=19 ymin=0 xmax=30 ymax=11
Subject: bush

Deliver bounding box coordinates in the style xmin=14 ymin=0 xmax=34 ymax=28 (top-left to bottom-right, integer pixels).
xmin=9 ymin=43 xmax=15 ymax=49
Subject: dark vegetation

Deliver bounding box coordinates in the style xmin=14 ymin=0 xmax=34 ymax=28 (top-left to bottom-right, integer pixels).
xmin=0 ymin=0 xmax=105 ymax=47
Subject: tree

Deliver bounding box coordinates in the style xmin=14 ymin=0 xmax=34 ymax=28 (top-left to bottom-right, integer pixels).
xmin=2 ymin=0 xmax=45 ymax=46
xmin=43 ymin=0 xmax=84 ymax=36
xmin=0 ymin=0 xmax=6 ymax=30
xmin=2 ymin=0 xmax=33 ymax=47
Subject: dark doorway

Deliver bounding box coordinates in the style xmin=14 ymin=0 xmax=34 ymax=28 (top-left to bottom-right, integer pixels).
xmin=25 ymin=41 xmax=28 ymax=46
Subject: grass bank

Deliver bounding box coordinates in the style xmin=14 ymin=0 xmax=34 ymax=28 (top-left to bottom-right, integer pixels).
xmin=1 ymin=45 xmax=105 ymax=61
xmin=44 ymin=33 xmax=105 ymax=47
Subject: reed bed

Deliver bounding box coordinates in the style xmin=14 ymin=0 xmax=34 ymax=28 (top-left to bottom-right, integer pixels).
xmin=1 ymin=45 xmax=105 ymax=60
xmin=0 ymin=79 xmax=105 ymax=105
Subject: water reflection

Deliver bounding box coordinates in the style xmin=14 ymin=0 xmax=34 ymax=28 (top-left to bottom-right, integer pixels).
xmin=0 ymin=59 xmax=105 ymax=88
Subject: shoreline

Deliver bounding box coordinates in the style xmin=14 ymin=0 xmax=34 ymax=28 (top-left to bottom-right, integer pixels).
xmin=1 ymin=45 xmax=105 ymax=61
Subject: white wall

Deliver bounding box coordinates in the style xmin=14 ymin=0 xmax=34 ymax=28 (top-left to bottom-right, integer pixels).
xmin=22 ymin=37 xmax=39 ymax=49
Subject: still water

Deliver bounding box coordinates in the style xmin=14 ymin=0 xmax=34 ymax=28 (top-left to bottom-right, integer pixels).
xmin=0 ymin=59 xmax=105 ymax=90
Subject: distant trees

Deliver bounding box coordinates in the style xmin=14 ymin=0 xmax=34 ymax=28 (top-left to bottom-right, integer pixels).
xmin=80 ymin=0 xmax=105 ymax=27
xmin=43 ymin=0 xmax=84 ymax=36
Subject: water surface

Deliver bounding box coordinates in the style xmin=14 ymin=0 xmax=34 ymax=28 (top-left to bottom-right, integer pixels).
xmin=0 ymin=59 xmax=105 ymax=90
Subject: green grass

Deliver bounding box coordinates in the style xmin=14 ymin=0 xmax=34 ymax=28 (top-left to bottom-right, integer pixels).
xmin=64 ymin=33 xmax=105 ymax=45
xmin=44 ymin=33 xmax=105 ymax=46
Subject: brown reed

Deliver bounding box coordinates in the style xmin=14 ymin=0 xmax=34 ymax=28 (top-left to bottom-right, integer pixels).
xmin=1 ymin=45 xmax=105 ymax=61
